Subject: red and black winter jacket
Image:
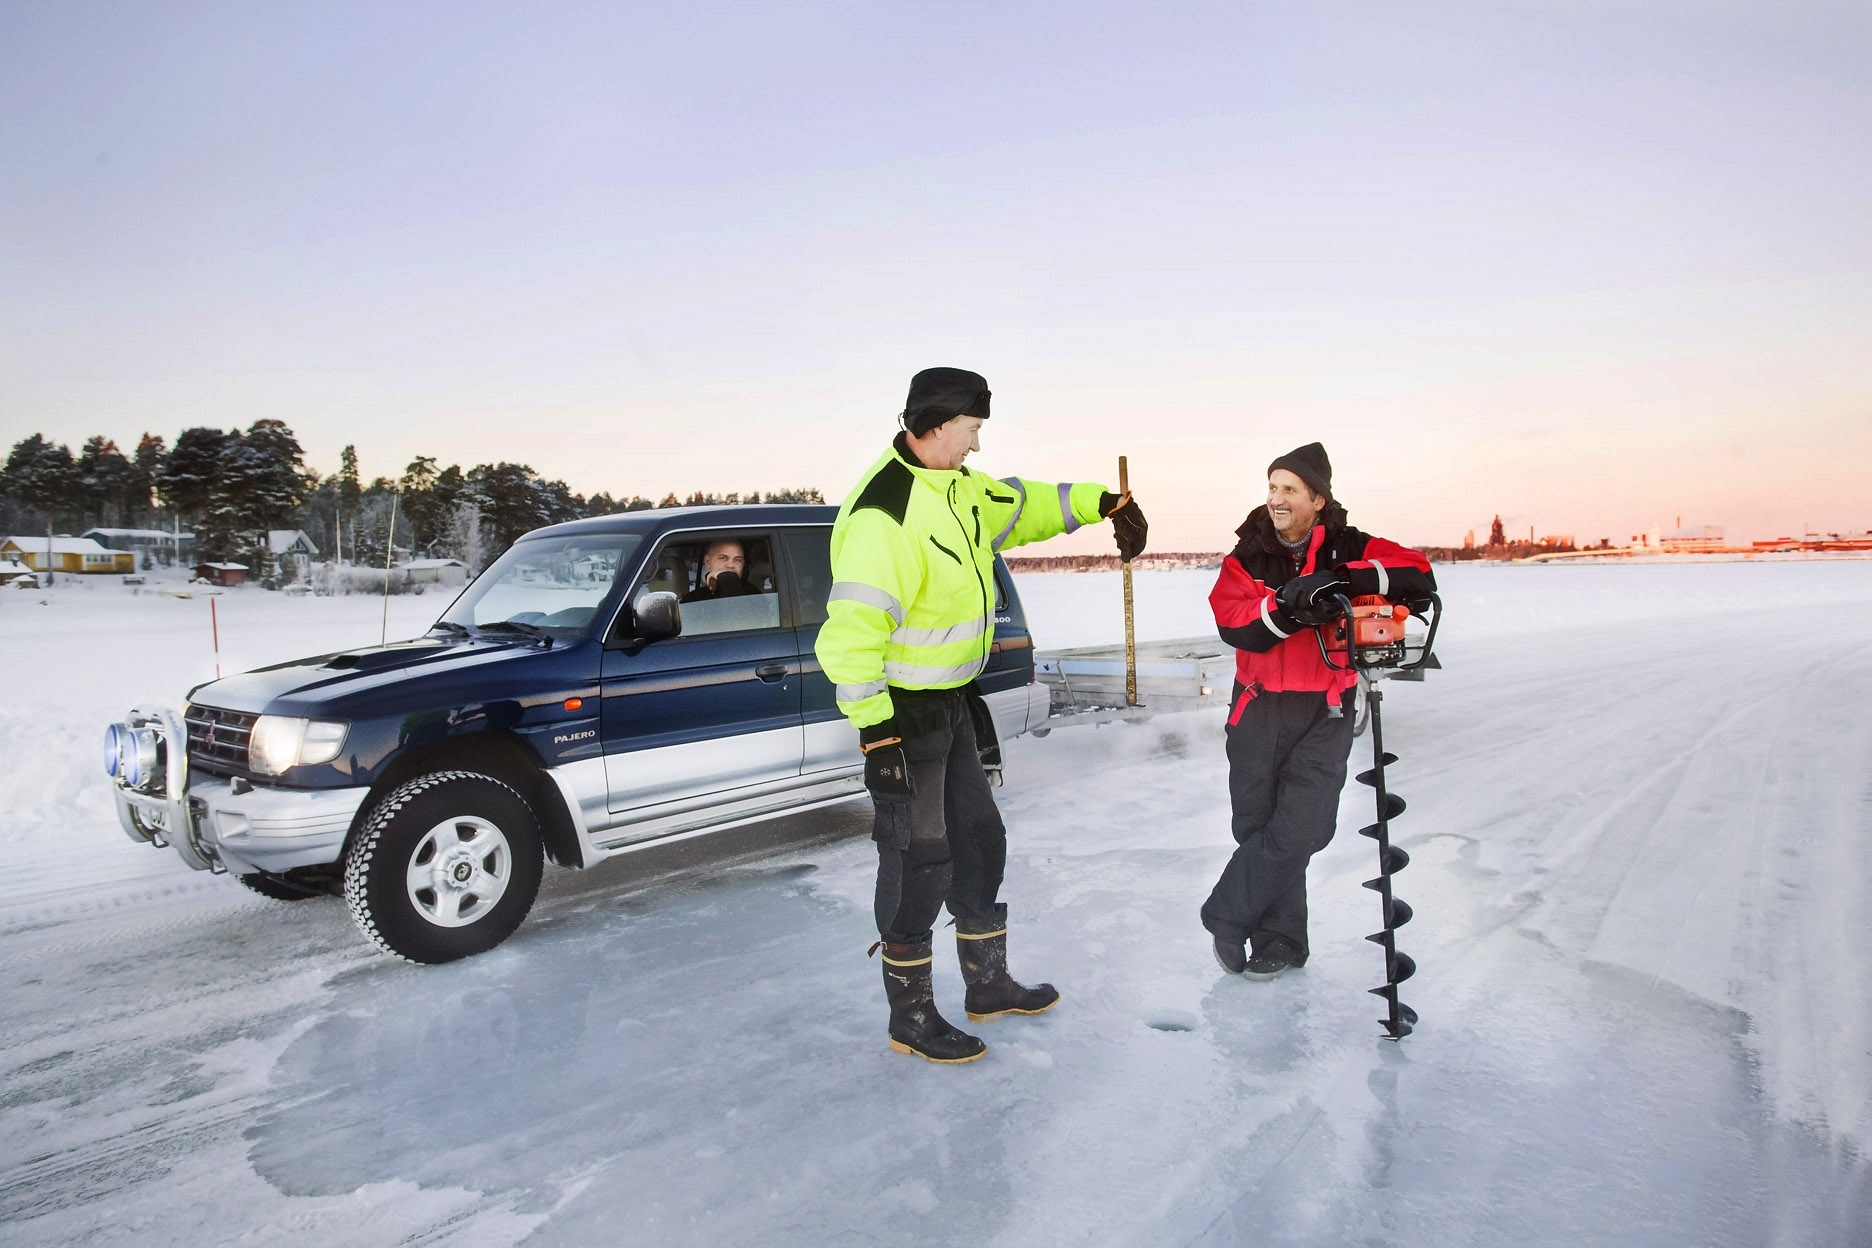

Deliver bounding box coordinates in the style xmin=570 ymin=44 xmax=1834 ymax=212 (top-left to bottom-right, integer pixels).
xmin=1209 ymin=502 xmax=1436 ymax=708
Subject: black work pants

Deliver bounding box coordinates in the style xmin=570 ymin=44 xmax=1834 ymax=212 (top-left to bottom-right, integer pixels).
xmin=872 ymin=688 xmax=1007 ymax=943
xmin=1200 ymin=684 xmax=1357 ymax=960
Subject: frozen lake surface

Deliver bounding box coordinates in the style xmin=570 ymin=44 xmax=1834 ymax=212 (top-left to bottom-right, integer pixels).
xmin=1 ymin=560 xmax=1869 ymax=1245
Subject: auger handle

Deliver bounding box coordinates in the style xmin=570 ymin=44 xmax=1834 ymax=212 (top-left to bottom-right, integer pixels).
xmin=1313 ymin=593 xmax=1358 ymax=672
xmin=1396 ymin=591 xmax=1442 ymax=674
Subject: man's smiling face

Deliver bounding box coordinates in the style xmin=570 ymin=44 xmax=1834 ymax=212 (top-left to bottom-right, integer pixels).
xmin=1266 ymin=469 xmax=1325 ymax=543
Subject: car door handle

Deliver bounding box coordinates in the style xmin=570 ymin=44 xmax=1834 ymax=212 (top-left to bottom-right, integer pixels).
xmin=755 ymin=663 xmax=789 ymax=683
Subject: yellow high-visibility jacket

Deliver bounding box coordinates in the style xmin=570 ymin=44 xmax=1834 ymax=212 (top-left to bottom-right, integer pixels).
xmin=817 ymin=437 xmax=1110 ymax=730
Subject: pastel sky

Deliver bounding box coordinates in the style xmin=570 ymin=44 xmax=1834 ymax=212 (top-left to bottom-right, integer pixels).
xmin=3 ymin=1 xmax=1868 ymax=553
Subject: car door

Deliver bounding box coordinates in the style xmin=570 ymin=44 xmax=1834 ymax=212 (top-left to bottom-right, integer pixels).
xmin=976 ymin=558 xmax=1034 ymax=697
xmin=601 ymin=530 xmax=804 ymax=812
xmin=976 ymin=556 xmax=1042 ymax=739
xmin=779 ymin=526 xmax=860 ymax=776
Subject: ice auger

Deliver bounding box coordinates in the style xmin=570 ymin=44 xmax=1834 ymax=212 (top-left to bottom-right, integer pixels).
xmin=1318 ymin=593 xmax=1442 ymax=1040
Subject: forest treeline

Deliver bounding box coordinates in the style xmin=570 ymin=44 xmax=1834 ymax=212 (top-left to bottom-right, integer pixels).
xmin=0 ymin=421 xmax=822 ymax=576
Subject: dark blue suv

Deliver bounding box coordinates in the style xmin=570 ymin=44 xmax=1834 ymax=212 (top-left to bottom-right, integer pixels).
xmin=103 ymin=505 xmax=1047 ymax=962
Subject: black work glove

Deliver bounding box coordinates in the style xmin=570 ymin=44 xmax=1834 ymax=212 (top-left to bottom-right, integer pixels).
xmin=860 ymin=719 xmax=914 ymax=801
xmin=1276 ymin=571 xmax=1350 ymax=627
xmin=1334 ymin=561 xmax=1436 ymax=603
xmin=1333 ymin=564 xmax=1381 ymax=598
xmin=1099 ymin=491 xmax=1148 ymax=562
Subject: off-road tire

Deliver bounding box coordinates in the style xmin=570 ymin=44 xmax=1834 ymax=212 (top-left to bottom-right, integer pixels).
xmin=237 ymin=870 xmax=331 ymax=901
xmin=343 ymin=770 xmax=544 ymax=963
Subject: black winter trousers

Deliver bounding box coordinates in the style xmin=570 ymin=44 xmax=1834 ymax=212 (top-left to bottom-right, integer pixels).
xmin=872 ymin=689 xmax=1008 ymax=943
xmin=1200 ymin=684 xmax=1357 ymax=960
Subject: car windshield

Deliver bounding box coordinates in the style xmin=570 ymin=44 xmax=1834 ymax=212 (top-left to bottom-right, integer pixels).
xmin=436 ymin=533 xmax=644 ymax=636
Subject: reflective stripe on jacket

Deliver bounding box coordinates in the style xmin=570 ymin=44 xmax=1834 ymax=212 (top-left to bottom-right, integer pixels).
xmin=817 ymin=436 xmax=1109 ymax=729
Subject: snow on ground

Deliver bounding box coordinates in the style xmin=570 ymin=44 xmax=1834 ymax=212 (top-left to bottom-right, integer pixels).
xmin=2 ymin=561 xmax=1869 ymax=1245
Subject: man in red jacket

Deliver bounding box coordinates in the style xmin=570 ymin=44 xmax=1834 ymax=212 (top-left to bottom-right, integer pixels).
xmin=1203 ymin=443 xmax=1435 ymax=979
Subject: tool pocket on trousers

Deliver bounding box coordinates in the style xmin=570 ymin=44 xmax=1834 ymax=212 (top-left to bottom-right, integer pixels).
xmin=865 ymin=744 xmax=916 ymax=802
xmin=871 ymin=794 xmax=915 ymax=848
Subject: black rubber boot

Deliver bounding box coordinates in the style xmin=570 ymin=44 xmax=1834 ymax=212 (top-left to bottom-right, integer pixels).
xmin=875 ymin=938 xmax=986 ymax=1064
xmin=956 ymin=911 xmax=1060 ymax=1022
xmin=1212 ymin=933 xmax=1248 ymax=975
xmin=1243 ymin=936 xmax=1304 ymax=981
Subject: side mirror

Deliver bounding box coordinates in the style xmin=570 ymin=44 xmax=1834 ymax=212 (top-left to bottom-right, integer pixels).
xmin=631 ymin=590 xmax=682 ymax=642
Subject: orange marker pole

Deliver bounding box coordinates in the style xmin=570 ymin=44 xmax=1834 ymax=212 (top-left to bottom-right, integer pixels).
xmin=211 ymin=596 xmax=221 ymax=680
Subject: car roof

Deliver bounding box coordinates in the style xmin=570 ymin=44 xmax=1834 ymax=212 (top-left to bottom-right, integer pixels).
xmin=525 ymin=504 xmax=839 ymax=542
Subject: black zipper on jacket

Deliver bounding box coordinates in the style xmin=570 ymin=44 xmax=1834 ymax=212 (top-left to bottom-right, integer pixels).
xmin=928 ymin=535 xmax=963 ymax=565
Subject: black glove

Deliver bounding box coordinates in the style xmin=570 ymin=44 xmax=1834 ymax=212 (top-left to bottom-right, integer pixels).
xmin=1334 ymin=561 xmax=1435 ymax=603
xmin=1276 ymin=571 xmax=1350 ymax=626
xmin=707 ymin=569 xmax=748 ymax=597
xmin=1099 ymin=492 xmax=1148 ymax=562
xmin=860 ymin=719 xmax=914 ymax=801
xmin=1331 ymin=564 xmax=1372 ymax=598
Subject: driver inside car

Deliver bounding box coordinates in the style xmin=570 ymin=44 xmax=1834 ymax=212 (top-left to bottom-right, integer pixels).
xmin=682 ymin=539 xmax=758 ymax=603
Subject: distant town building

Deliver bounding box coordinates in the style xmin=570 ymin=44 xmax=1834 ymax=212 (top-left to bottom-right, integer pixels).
xmin=194 ymin=561 xmax=249 ymax=587
xmin=1001 ymin=552 xmax=1224 ymax=574
xmin=1660 ymin=524 xmax=1725 ymax=552
xmin=81 ymin=527 xmax=194 ymax=563
xmin=1752 ymin=530 xmax=1872 ymax=553
xmin=1462 ymin=530 xmax=1476 ymax=550
xmin=266 ymin=529 xmax=321 ymax=581
xmin=1488 ymin=515 xmax=1505 ymax=546
xmin=0 ymin=535 xmax=134 ymax=575
xmin=399 ymin=557 xmax=469 ymax=587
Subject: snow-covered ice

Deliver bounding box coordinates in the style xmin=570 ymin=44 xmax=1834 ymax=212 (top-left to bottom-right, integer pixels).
xmin=2 ymin=561 xmax=1869 ymax=1245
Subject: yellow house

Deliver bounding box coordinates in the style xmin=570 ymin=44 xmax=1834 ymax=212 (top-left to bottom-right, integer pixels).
xmin=0 ymin=535 xmax=135 ymax=574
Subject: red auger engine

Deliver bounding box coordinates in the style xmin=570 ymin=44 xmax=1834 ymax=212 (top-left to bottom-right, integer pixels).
xmin=1320 ymin=595 xmax=1412 ymax=669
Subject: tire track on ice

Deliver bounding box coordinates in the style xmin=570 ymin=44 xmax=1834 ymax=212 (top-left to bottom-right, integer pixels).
xmin=1733 ymin=649 xmax=1872 ymax=1151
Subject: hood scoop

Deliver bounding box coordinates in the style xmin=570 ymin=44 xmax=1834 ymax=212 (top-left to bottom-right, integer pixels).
xmin=322 ymin=644 xmax=437 ymax=672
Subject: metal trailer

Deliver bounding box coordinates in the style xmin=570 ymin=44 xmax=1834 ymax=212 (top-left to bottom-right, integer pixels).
xmin=1030 ymin=638 xmax=1234 ymax=734
xmin=1031 ymin=633 xmax=1438 ymax=737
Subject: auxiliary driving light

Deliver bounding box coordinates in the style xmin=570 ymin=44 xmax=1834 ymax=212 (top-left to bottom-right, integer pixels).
xmin=122 ymin=727 xmax=160 ymax=790
xmin=104 ymin=723 xmax=124 ymax=778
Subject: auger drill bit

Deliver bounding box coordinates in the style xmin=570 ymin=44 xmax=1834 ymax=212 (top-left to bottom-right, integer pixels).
xmin=1357 ymin=686 xmax=1417 ymax=1040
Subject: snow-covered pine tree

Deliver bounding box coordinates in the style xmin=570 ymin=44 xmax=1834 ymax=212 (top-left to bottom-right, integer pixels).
xmin=1 ymin=434 xmax=80 ymax=583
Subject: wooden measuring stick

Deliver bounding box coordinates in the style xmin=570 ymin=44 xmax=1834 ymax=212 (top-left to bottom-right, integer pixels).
xmin=1120 ymin=456 xmax=1138 ymax=706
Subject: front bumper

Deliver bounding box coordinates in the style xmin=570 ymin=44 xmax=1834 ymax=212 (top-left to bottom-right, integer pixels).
xmin=116 ymin=776 xmax=371 ymax=875
xmin=110 ymin=704 xmax=370 ymax=875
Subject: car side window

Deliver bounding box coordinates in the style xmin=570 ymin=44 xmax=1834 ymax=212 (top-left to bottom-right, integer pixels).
xmin=780 ymin=529 xmax=833 ymax=626
xmin=992 ymin=562 xmax=1011 ymax=614
xmin=644 ymin=533 xmax=783 ymax=637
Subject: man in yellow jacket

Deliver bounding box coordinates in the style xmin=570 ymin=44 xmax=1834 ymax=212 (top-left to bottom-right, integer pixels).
xmin=818 ymin=366 xmax=1147 ymax=1063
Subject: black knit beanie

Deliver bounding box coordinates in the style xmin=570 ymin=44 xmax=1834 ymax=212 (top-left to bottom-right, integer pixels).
xmin=903 ymin=367 xmax=991 ymax=436
xmin=1267 ymin=442 xmax=1332 ymax=499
